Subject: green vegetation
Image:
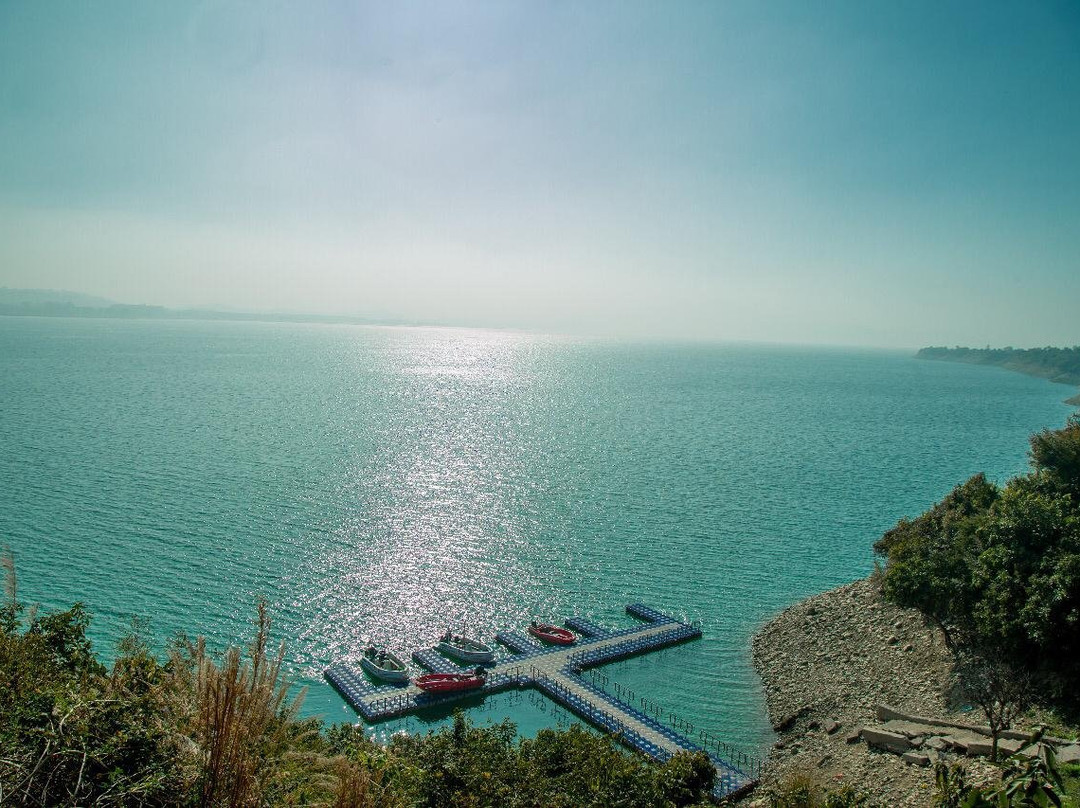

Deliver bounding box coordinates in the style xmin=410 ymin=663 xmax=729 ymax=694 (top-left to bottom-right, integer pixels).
xmin=932 ymin=735 xmax=1080 ymax=807
xmin=763 ymin=771 xmax=870 ymax=807
xmin=875 ymin=414 xmax=1080 ymax=763
xmin=0 ymin=557 xmax=717 ymax=808
xmin=917 ymin=347 xmax=1080 ymax=402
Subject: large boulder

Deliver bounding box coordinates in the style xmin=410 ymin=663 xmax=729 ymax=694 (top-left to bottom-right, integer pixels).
xmin=902 ymin=752 xmax=931 ymax=767
xmin=862 ymin=728 xmax=911 ymax=754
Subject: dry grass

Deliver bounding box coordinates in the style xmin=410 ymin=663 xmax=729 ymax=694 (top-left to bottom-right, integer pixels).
xmin=331 ymin=760 xmax=376 ymax=808
xmin=170 ymin=599 xmax=390 ymax=807
xmin=172 ymin=599 xmax=307 ymax=807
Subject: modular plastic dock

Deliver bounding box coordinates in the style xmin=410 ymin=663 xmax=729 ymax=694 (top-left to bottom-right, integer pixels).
xmin=325 ymin=604 xmax=757 ymax=800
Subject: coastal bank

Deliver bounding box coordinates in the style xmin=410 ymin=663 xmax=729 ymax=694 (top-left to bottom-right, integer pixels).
xmin=747 ymin=577 xmax=999 ymax=806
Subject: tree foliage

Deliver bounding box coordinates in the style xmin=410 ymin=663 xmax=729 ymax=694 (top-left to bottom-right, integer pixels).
xmin=1030 ymin=415 xmax=1080 ymax=500
xmin=876 ymin=416 xmax=1080 ymax=718
xmin=0 ymin=599 xmax=184 ymax=806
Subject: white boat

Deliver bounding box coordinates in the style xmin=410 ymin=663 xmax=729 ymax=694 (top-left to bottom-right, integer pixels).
xmin=436 ymin=631 xmax=495 ymax=664
xmin=359 ymin=646 xmax=410 ymax=683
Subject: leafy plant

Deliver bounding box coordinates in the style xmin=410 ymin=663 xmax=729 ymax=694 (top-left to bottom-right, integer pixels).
xmin=933 ymin=733 xmax=1068 ymax=808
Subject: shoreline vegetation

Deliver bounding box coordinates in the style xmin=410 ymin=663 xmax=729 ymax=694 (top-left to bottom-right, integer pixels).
xmin=917 ymin=345 xmax=1080 ymax=404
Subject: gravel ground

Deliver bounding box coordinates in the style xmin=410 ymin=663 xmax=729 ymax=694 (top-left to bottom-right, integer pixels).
xmin=744 ymin=577 xmax=997 ymax=807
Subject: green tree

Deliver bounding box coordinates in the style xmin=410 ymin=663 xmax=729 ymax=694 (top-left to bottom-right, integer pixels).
xmin=875 ymin=473 xmax=998 ymax=651
xmin=877 ymin=416 xmax=1080 ymax=723
xmin=1029 ymin=414 xmax=1080 ymax=499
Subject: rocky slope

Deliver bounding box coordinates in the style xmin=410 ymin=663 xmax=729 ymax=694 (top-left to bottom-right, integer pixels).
xmin=747 ymin=577 xmax=997 ymax=806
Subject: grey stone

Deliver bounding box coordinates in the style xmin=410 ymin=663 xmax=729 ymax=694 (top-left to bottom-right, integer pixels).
xmin=862 ymin=728 xmax=911 ymax=754
xmin=965 ymin=738 xmax=1022 ymax=758
xmin=772 ymin=707 xmax=809 ymax=733
xmin=1057 ymin=745 xmax=1080 ymax=765
xmin=945 ymin=733 xmax=984 ymax=754
xmin=902 ymin=752 xmax=931 ymax=767
xmin=876 ymin=705 xmax=906 ymax=722
xmin=998 ymin=738 xmax=1023 ymax=757
xmin=824 ymin=720 xmax=841 ymax=735
xmin=881 ymin=719 xmax=936 ymax=739
xmin=924 ymin=736 xmax=950 ymax=752
xmin=845 ymin=729 xmax=863 ymax=744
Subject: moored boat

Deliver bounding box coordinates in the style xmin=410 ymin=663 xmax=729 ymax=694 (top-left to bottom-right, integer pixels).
xmin=358 ymin=646 xmax=410 ymax=683
xmin=528 ymin=621 xmax=576 ymax=645
xmin=437 ymin=631 xmax=495 ymax=663
xmin=415 ymin=668 xmax=487 ymax=693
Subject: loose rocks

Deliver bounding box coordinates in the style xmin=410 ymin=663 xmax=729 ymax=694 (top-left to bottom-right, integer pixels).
xmin=749 ymin=577 xmax=995 ymax=807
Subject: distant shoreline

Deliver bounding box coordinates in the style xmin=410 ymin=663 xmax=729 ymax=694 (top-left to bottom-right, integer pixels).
xmin=0 ymin=302 xmax=401 ymax=328
xmin=917 ymin=346 xmax=1080 ymax=405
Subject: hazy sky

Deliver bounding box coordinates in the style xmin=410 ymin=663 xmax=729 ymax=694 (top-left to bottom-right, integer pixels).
xmin=1 ymin=2 xmax=1078 ymax=347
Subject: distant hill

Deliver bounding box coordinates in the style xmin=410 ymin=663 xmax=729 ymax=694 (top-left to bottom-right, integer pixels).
xmin=0 ymin=287 xmax=115 ymax=309
xmin=918 ymin=345 xmax=1080 ymax=404
xmin=0 ymin=287 xmax=394 ymax=327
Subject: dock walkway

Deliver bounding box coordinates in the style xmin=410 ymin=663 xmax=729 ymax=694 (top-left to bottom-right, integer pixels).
xmin=325 ymin=604 xmax=756 ymax=800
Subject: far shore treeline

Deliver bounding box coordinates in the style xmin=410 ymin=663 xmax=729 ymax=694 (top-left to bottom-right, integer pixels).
xmin=0 ymin=288 xmax=395 ymax=327
xmin=918 ymin=346 xmax=1080 ymax=402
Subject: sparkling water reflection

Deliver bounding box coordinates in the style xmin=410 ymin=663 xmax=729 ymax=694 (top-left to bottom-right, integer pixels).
xmin=1 ymin=318 xmax=1073 ymax=754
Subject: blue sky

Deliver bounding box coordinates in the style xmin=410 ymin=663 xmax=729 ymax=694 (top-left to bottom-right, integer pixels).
xmin=1 ymin=1 xmax=1078 ymax=346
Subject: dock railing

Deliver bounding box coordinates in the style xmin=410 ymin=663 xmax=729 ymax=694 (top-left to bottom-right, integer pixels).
xmin=529 ymin=666 xmax=634 ymax=739
xmin=583 ymin=668 xmax=763 ymax=779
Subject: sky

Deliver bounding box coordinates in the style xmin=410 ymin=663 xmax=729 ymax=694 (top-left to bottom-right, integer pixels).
xmin=1 ymin=1 xmax=1078 ymax=347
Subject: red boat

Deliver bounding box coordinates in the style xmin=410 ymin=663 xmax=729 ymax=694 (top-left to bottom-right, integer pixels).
xmin=528 ymin=621 xmax=576 ymax=645
xmin=415 ymin=669 xmax=487 ymax=693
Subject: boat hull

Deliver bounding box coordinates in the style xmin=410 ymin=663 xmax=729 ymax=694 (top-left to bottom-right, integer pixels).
xmin=528 ymin=624 xmax=576 ymax=645
xmin=359 ymin=652 xmax=410 ymax=683
xmin=437 ymin=638 xmax=495 ymax=664
xmin=415 ymin=672 xmax=486 ymax=693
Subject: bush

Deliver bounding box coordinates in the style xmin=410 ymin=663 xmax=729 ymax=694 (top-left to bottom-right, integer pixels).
xmin=767 ymin=770 xmax=871 ymax=807
xmin=875 ymin=416 xmax=1080 ymax=718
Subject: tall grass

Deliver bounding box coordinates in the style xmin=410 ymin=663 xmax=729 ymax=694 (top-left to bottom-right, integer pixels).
xmin=172 ymin=600 xmax=306 ymax=807
xmin=172 ymin=599 xmax=388 ymax=807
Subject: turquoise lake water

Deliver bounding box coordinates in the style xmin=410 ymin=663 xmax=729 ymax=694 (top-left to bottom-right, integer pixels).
xmin=0 ymin=316 xmax=1074 ymax=754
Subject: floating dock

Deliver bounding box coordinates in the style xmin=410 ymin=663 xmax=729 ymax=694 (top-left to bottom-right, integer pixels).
xmin=325 ymin=604 xmax=757 ymax=800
